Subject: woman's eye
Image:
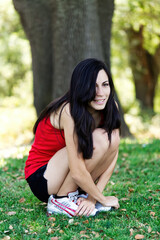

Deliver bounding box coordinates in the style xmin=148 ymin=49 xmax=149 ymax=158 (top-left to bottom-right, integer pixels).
xmin=103 ymin=82 xmax=109 ymax=86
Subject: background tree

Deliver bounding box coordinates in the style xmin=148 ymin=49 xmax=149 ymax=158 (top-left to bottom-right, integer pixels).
xmin=113 ymin=0 xmax=160 ymax=111
xmin=0 ymin=0 xmax=30 ymax=98
xmin=13 ymin=0 xmax=131 ymax=136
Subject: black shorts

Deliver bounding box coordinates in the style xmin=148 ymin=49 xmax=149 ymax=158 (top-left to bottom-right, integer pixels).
xmin=26 ymin=164 xmax=50 ymax=203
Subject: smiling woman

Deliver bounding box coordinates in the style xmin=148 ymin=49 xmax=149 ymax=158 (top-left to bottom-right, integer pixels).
xmin=88 ymin=70 xmax=110 ymax=111
xmin=25 ymin=58 xmax=121 ymax=217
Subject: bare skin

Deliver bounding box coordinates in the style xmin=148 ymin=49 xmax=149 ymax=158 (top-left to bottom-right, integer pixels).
xmin=44 ymin=70 xmax=120 ymax=216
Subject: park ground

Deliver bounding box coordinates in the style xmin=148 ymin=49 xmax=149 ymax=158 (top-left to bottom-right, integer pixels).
xmin=0 ymin=138 xmax=159 ymax=239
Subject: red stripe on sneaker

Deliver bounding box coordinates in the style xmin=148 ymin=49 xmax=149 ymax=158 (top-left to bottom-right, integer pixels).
xmin=51 ymin=199 xmax=76 ymax=217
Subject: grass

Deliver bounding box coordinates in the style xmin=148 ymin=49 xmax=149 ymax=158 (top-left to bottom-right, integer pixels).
xmin=0 ymin=139 xmax=160 ymax=240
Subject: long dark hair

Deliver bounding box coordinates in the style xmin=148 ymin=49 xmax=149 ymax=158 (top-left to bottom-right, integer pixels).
xmin=33 ymin=58 xmax=121 ymax=159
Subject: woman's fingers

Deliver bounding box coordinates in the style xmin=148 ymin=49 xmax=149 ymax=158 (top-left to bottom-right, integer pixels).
xmin=75 ymin=199 xmax=95 ymax=216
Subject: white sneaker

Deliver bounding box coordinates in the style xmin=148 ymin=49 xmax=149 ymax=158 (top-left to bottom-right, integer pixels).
xmin=95 ymin=202 xmax=111 ymax=212
xmin=78 ymin=193 xmax=111 ymax=212
xmin=47 ymin=190 xmax=79 ymax=218
xmin=47 ymin=190 xmax=98 ymax=217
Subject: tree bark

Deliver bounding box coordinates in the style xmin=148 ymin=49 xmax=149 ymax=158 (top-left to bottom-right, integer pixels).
xmin=13 ymin=0 xmax=131 ymax=137
xmin=127 ymin=25 xmax=160 ymax=110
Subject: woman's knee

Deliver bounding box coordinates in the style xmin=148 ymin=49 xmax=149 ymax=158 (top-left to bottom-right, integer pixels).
xmin=93 ymin=128 xmax=120 ymax=156
xmin=92 ymin=128 xmax=109 ymax=156
xmin=109 ymin=129 xmax=120 ymax=152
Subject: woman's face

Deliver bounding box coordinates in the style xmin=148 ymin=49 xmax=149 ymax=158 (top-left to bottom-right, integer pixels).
xmin=89 ymin=69 xmax=110 ymax=111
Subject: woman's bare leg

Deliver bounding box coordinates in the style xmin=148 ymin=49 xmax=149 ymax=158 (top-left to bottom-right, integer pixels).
xmin=44 ymin=128 xmax=120 ymax=196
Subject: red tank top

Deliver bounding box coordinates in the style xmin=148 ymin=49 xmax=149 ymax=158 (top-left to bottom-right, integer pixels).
xmin=25 ymin=116 xmax=66 ymax=179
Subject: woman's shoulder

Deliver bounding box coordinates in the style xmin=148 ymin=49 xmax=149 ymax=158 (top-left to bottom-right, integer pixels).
xmin=61 ymin=103 xmax=74 ymax=126
xmin=50 ymin=102 xmax=74 ymax=130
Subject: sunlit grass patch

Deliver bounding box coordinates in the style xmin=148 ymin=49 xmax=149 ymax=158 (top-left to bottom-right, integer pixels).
xmin=0 ymin=139 xmax=160 ymax=239
xmin=0 ymin=106 xmax=36 ymax=149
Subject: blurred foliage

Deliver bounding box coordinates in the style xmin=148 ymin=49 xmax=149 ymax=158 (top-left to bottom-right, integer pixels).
xmin=111 ymin=0 xmax=160 ymax=113
xmin=0 ymin=0 xmax=31 ymax=100
xmin=0 ymin=0 xmax=160 ymax=149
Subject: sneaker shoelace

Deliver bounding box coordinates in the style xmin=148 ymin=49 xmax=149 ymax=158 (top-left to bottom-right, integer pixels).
xmin=68 ymin=193 xmax=78 ymax=204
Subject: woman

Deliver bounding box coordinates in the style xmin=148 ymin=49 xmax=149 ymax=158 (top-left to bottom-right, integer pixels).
xmin=25 ymin=58 xmax=121 ymax=217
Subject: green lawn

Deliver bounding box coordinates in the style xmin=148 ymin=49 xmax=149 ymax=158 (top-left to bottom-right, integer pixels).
xmin=0 ymin=139 xmax=160 ymax=240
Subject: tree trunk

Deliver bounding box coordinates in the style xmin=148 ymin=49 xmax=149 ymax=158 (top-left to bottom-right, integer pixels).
xmin=13 ymin=0 xmax=131 ymax=137
xmin=127 ymin=25 xmax=160 ymax=110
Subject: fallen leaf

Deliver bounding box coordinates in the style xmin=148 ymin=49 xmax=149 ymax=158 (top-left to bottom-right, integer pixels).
xmin=21 ymin=208 xmax=34 ymax=212
xmin=51 ymin=237 xmax=59 ymax=240
xmin=7 ymin=211 xmax=16 ymax=216
xmin=48 ymin=228 xmax=53 ymax=234
xmin=48 ymin=217 xmax=56 ymax=221
xmin=17 ymin=176 xmax=25 ymax=180
xmin=9 ymin=225 xmax=13 ymax=230
xmin=122 ymin=153 xmax=128 ymax=157
xmin=150 ymin=211 xmax=155 ymax=217
xmin=135 ymin=234 xmax=145 ymax=239
xmin=121 ymin=209 xmax=127 ymax=211
xmin=68 ymin=219 xmax=74 ymax=224
xmin=94 ymin=233 xmax=99 ymax=237
xmin=19 ymin=197 xmax=25 ymax=203
xmin=130 ymin=228 xmax=134 ymax=236
xmin=83 ymin=220 xmax=89 ymax=224
xmin=59 ymin=230 xmax=64 ymax=233
xmin=110 ymin=181 xmax=115 ymax=185
xmin=120 ymin=198 xmax=129 ymax=201
xmin=80 ymin=235 xmax=90 ymax=239
xmin=129 ymin=188 xmax=134 ymax=192
xmin=74 ymin=222 xmax=79 ymax=225
xmin=80 ymin=230 xmax=86 ymax=234
xmin=2 ymin=236 xmax=10 ymax=240
xmin=148 ymin=226 xmax=152 ymax=233
xmin=51 ymin=223 xmax=55 ymax=227
xmin=3 ymin=167 xmax=8 ymax=172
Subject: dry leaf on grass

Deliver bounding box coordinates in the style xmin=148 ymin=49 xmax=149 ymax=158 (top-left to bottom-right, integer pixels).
xmin=48 ymin=228 xmax=54 ymax=234
xmin=17 ymin=176 xmax=25 ymax=180
xmin=135 ymin=234 xmax=145 ymax=239
xmin=120 ymin=198 xmax=129 ymax=201
xmin=2 ymin=236 xmax=10 ymax=240
xmin=51 ymin=237 xmax=59 ymax=240
xmin=129 ymin=188 xmax=134 ymax=192
xmin=48 ymin=217 xmax=56 ymax=221
xmin=80 ymin=235 xmax=90 ymax=239
xmin=7 ymin=211 xmax=16 ymax=216
xmin=150 ymin=211 xmax=155 ymax=217
xmin=130 ymin=228 xmax=134 ymax=236
xmin=148 ymin=226 xmax=152 ymax=233
xmin=83 ymin=220 xmax=89 ymax=224
xmin=68 ymin=219 xmax=74 ymax=224
xmin=19 ymin=197 xmax=25 ymax=203
xmin=3 ymin=167 xmax=8 ymax=172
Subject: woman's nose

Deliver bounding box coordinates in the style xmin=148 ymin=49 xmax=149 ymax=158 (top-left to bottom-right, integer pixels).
xmin=96 ymin=86 xmax=103 ymax=96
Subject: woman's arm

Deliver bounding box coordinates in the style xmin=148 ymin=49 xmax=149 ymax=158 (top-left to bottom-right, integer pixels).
xmin=61 ymin=104 xmax=106 ymax=204
xmin=77 ymin=151 xmax=118 ymax=206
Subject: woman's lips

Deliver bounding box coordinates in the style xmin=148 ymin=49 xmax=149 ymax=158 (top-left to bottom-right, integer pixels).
xmin=94 ymin=99 xmax=105 ymax=104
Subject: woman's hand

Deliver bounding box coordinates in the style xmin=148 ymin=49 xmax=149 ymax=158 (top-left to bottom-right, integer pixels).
xmin=102 ymin=196 xmax=120 ymax=209
xmin=76 ymin=198 xmax=96 ymax=216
